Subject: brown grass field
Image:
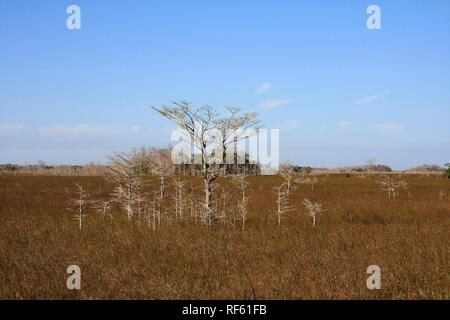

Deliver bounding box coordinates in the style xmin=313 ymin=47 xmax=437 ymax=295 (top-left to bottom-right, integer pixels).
xmin=0 ymin=174 xmax=448 ymax=299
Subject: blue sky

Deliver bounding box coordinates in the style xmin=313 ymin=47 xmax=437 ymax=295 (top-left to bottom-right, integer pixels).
xmin=0 ymin=0 xmax=449 ymax=169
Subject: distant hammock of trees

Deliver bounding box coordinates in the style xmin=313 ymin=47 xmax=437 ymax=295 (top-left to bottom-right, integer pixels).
xmin=133 ymin=147 xmax=261 ymax=176
xmin=175 ymin=152 xmax=261 ymax=176
xmin=0 ymin=146 xmax=261 ymax=176
xmin=0 ymin=161 xmax=107 ymax=176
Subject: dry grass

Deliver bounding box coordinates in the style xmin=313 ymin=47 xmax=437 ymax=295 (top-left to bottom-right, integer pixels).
xmin=0 ymin=174 xmax=448 ymax=299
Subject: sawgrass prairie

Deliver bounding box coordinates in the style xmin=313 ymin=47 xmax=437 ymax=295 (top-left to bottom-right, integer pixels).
xmin=0 ymin=174 xmax=448 ymax=299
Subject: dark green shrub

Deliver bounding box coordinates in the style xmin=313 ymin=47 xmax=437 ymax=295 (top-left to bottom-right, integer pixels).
xmin=444 ymin=163 xmax=450 ymax=178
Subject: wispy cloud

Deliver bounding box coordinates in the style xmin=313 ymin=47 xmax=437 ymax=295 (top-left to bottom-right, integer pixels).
xmin=130 ymin=125 xmax=142 ymax=132
xmin=356 ymin=89 xmax=391 ymax=104
xmin=0 ymin=122 xmax=24 ymax=136
xmin=254 ymin=82 xmax=272 ymax=94
xmin=338 ymin=121 xmax=351 ymax=128
xmin=371 ymin=122 xmax=403 ymax=133
xmin=259 ymin=99 xmax=294 ymax=109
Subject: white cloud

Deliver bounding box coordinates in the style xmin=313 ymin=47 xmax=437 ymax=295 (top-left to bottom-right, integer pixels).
xmin=38 ymin=124 xmax=120 ymax=136
xmin=371 ymin=122 xmax=403 ymax=133
xmin=259 ymin=99 xmax=294 ymax=109
xmin=130 ymin=125 xmax=142 ymax=132
xmin=254 ymin=82 xmax=272 ymax=94
xmin=338 ymin=121 xmax=351 ymax=128
xmin=356 ymin=89 xmax=391 ymax=104
xmin=0 ymin=122 xmax=24 ymax=136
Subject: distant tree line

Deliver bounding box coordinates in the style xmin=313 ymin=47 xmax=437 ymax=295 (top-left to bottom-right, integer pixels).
xmin=0 ymin=162 xmax=107 ymax=176
xmin=0 ymin=146 xmax=261 ymax=177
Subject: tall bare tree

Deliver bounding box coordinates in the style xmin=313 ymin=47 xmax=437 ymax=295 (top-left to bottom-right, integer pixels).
xmin=152 ymin=101 xmax=260 ymax=223
xmin=152 ymin=102 xmax=219 ymax=221
xmin=215 ymin=106 xmax=261 ymax=175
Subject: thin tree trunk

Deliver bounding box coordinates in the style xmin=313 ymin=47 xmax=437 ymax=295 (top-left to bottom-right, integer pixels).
xmin=153 ymin=207 xmax=156 ymax=231
xmin=160 ymin=176 xmax=165 ymax=197
xmin=204 ymin=179 xmax=212 ymax=225
xmin=222 ymin=144 xmax=227 ymax=176
xmin=277 ymin=192 xmax=281 ymax=225
xmin=79 ymin=203 xmax=82 ymax=230
xmin=158 ymin=199 xmax=161 ymax=225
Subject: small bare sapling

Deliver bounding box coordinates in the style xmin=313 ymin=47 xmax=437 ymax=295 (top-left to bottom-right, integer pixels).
xmin=96 ymin=200 xmax=112 ymax=220
xmin=279 ymin=163 xmax=297 ymax=194
xmin=232 ymin=175 xmax=249 ymax=230
xmin=302 ymin=198 xmax=324 ymax=227
xmin=376 ymin=176 xmax=407 ymax=198
xmin=296 ymin=176 xmax=318 ymax=191
xmin=68 ymin=183 xmax=97 ymax=230
xmin=274 ymin=184 xmax=295 ymax=225
xmin=173 ymin=175 xmax=187 ymax=221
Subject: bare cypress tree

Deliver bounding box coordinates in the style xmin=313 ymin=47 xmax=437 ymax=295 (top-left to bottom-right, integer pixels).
xmin=215 ymin=106 xmax=261 ymax=175
xmin=142 ymin=193 xmax=158 ymax=231
xmin=96 ymin=200 xmax=112 ymax=220
xmin=148 ymin=147 xmax=173 ymax=198
xmin=143 ymin=198 xmax=154 ymax=230
xmin=296 ymin=176 xmax=319 ymax=191
xmin=273 ymin=184 xmax=295 ymax=225
xmin=68 ymin=183 xmax=97 ymax=230
xmin=232 ymin=174 xmax=249 ymax=230
xmin=173 ymin=174 xmax=187 ymax=221
xmin=152 ymin=101 xmax=260 ymax=223
xmin=376 ymin=175 xmax=407 ymax=198
xmin=279 ymin=163 xmax=297 ymax=194
xmin=302 ymin=199 xmax=324 ymax=227
xmin=216 ymin=185 xmax=230 ymax=225
xmin=152 ymin=101 xmax=218 ymax=221
xmin=106 ymin=151 xmax=146 ymax=220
